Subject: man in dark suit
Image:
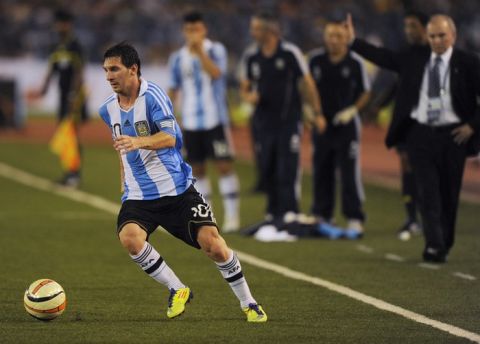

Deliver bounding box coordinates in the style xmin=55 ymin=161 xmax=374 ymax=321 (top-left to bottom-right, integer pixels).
xmin=346 ymin=14 xmax=480 ymax=262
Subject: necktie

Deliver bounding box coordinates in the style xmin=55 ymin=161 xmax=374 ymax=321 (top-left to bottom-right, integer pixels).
xmin=428 ymin=56 xmax=442 ymax=98
xmin=427 ymin=56 xmax=442 ymax=123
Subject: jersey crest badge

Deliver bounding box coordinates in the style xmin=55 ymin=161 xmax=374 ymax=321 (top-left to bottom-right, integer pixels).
xmin=341 ymin=66 xmax=351 ymax=78
xmin=134 ymin=120 xmax=150 ymax=137
xmin=275 ymin=58 xmax=285 ymax=70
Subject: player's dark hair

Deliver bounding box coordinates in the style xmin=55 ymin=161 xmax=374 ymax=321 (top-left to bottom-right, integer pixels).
xmin=325 ymin=18 xmax=345 ymax=26
xmin=253 ymin=10 xmax=279 ymax=24
xmin=404 ymin=10 xmax=429 ymax=27
xmin=103 ymin=42 xmax=141 ymax=77
xmin=183 ymin=11 xmax=204 ymax=23
xmin=253 ymin=10 xmax=280 ymax=34
xmin=54 ymin=9 xmax=73 ymax=23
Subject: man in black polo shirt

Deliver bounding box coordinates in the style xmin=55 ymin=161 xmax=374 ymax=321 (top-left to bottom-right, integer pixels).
xmin=308 ymin=20 xmax=371 ymax=238
xmin=239 ymin=11 xmax=325 ymax=224
xmin=30 ymin=9 xmax=88 ymax=187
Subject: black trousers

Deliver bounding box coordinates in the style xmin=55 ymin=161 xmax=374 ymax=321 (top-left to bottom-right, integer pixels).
xmin=59 ymin=91 xmax=89 ymax=122
xmin=406 ymin=122 xmax=467 ymax=253
xmin=257 ymin=123 xmax=301 ymax=217
xmin=311 ymin=119 xmax=365 ymax=221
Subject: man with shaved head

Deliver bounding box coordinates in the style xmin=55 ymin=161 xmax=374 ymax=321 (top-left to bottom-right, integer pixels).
xmin=346 ymin=13 xmax=480 ymax=263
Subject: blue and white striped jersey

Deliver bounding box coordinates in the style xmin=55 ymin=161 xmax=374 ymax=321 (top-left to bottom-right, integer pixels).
xmin=168 ymin=39 xmax=229 ymax=131
xmin=99 ymin=78 xmax=193 ymax=202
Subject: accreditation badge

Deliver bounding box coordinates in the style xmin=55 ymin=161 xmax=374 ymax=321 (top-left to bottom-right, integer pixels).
xmin=427 ymin=98 xmax=442 ymax=124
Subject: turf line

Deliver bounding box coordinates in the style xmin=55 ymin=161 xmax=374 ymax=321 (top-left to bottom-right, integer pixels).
xmin=356 ymin=244 xmax=374 ymax=254
xmin=1 ymin=161 xmax=479 ymax=344
xmin=384 ymin=253 xmax=406 ymax=262
xmin=453 ymin=272 xmax=477 ymax=281
xmin=418 ymin=263 xmax=441 ymax=270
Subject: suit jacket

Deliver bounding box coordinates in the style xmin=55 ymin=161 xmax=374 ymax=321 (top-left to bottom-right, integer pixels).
xmin=351 ymin=38 xmax=480 ymax=156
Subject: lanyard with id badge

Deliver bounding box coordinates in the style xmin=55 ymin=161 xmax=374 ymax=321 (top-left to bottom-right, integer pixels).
xmin=427 ymin=57 xmax=449 ymax=125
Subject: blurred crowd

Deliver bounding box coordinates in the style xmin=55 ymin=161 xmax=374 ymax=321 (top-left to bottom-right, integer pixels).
xmin=2 ymin=0 xmax=480 ymax=68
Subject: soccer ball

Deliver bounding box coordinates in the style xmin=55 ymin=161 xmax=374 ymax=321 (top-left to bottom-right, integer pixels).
xmin=24 ymin=279 xmax=66 ymax=321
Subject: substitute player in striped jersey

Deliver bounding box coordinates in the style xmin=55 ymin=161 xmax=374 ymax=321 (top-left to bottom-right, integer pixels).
xmin=99 ymin=43 xmax=266 ymax=322
xmin=308 ymin=20 xmax=371 ymax=238
xmin=168 ymin=11 xmax=240 ymax=233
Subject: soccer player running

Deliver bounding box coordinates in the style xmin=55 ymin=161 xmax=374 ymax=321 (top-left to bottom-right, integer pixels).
xmin=99 ymin=43 xmax=267 ymax=322
xmin=239 ymin=11 xmax=326 ymax=225
xmin=308 ymin=20 xmax=371 ymax=238
xmin=168 ymin=11 xmax=240 ymax=233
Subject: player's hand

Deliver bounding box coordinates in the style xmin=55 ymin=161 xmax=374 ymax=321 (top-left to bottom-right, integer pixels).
xmin=451 ymin=124 xmax=474 ymax=145
xmin=344 ymin=13 xmax=356 ymax=45
xmin=246 ymin=91 xmax=260 ymax=105
xmin=188 ymin=33 xmax=203 ymax=55
xmin=332 ymin=105 xmax=358 ymax=126
xmin=114 ymin=135 xmax=141 ymax=154
xmin=315 ymin=115 xmax=327 ymax=134
xmin=25 ymin=89 xmax=43 ymax=104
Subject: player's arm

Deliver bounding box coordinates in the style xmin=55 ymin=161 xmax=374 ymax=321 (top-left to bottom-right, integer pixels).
xmin=345 ymin=13 xmax=401 ymax=72
xmin=300 ymin=73 xmax=327 ymax=133
xmin=196 ymin=49 xmax=222 ymax=79
xmin=239 ymin=79 xmax=259 ymax=105
xmin=167 ymin=52 xmax=182 ymax=114
xmin=190 ymin=40 xmax=222 ymax=79
xmin=354 ymin=91 xmax=371 ymax=112
xmin=28 ymin=64 xmax=54 ymax=100
xmin=40 ymin=67 xmax=54 ymax=96
xmin=114 ymin=131 xmax=175 ymax=153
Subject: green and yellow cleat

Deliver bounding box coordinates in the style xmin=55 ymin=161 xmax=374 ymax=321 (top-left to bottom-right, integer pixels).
xmin=243 ymin=303 xmax=267 ymax=323
xmin=167 ymin=287 xmax=192 ymax=319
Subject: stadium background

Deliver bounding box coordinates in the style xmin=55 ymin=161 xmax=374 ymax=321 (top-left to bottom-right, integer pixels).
xmin=0 ymin=1 xmax=479 ymax=343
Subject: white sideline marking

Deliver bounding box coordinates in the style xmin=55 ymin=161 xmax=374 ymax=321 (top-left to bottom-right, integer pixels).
xmin=356 ymin=244 xmax=374 ymax=254
xmin=453 ymin=272 xmax=477 ymax=281
xmin=1 ymin=161 xmax=479 ymax=344
xmin=0 ymin=162 xmax=120 ymax=215
xmin=418 ymin=263 xmax=441 ymax=270
xmin=385 ymin=253 xmax=406 ymax=263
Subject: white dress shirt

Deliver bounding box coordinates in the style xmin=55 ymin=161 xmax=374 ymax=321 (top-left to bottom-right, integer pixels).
xmin=410 ymin=46 xmax=460 ymax=126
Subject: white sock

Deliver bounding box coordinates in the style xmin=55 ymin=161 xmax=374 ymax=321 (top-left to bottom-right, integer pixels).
xmin=130 ymin=242 xmax=185 ymax=290
xmin=195 ymin=177 xmax=212 ymax=203
xmin=219 ymin=174 xmax=239 ymax=220
xmin=216 ymin=250 xmax=256 ymax=308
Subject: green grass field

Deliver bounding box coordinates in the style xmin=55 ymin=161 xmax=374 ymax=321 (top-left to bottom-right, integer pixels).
xmin=0 ymin=142 xmax=479 ymax=344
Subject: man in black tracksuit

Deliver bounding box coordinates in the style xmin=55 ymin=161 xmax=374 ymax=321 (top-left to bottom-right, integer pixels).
xmin=239 ymin=12 xmax=325 ymax=223
xmin=308 ymin=20 xmax=371 ymax=238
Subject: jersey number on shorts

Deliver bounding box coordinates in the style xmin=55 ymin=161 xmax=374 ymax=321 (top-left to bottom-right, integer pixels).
xmin=191 ymin=204 xmax=213 ymax=219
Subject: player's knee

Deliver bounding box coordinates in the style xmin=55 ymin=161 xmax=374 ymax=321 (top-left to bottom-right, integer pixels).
xmin=216 ymin=160 xmax=233 ymax=175
xmin=209 ymin=241 xmax=229 ymax=262
xmin=118 ymin=225 xmax=146 ymax=255
xmin=198 ymin=228 xmax=229 ymax=261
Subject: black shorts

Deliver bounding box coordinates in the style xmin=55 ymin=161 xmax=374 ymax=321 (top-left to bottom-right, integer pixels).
xmin=117 ymin=185 xmax=218 ymax=249
xmin=183 ymin=124 xmax=234 ymax=163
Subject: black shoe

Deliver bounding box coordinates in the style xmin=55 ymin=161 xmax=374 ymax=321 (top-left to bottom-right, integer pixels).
xmin=422 ymin=248 xmax=447 ymax=263
xmin=58 ymin=172 xmax=81 ymax=188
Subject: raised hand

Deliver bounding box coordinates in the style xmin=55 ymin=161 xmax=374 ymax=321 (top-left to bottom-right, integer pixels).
xmin=345 ymin=13 xmax=356 ymax=44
